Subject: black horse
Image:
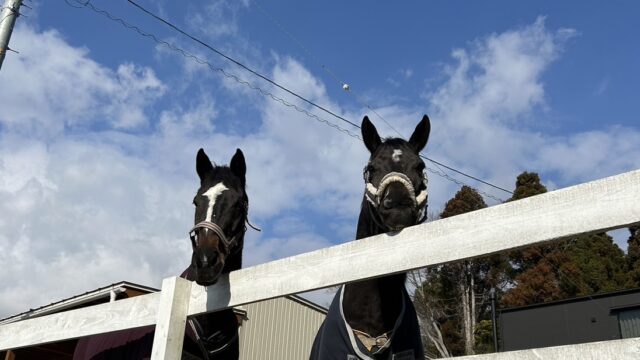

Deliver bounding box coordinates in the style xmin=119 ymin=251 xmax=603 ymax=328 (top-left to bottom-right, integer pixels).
xmin=73 ymin=148 xmax=251 ymax=360
xmin=311 ymin=115 xmax=430 ymax=360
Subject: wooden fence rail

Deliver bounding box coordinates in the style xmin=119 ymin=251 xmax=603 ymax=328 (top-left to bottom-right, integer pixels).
xmin=456 ymin=337 xmax=640 ymax=360
xmin=1 ymin=169 xmax=639 ymax=358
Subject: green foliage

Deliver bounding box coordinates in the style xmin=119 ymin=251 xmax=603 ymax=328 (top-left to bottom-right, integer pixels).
xmin=416 ymin=171 xmax=637 ymax=357
xmin=564 ymin=233 xmax=628 ymax=295
xmin=474 ymin=320 xmax=495 ymax=354
xmin=509 ymin=172 xmax=547 ymax=201
xmin=626 ymin=226 xmax=640 ymax=287
xmin=503 ymin=171 xmax=562 ymax=307
xmin=440 ymin=186 xmax=486 ymax=218
xmin=503 ymin=171 xmax=631 ymax=308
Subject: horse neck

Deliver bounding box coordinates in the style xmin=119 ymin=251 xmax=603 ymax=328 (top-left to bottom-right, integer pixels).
xmin=181 ymin=238 xmax=244 ymax=351
xmin=341 ymin=198 xmax=407 ymax=335
xmin=222 ymin=241 xmax=243 ymax=273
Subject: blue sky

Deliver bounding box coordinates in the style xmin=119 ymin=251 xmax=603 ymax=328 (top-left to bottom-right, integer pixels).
xmin=0 ymin=0 xmax=639 ymax=316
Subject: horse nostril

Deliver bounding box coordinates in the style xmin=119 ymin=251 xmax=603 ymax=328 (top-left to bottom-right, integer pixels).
xmin=383 ymin=197 xmax=394 ymax=209
xmin=194 ymin=248 xmax=222 ymax=270
xmin=195 ymin=256 xmax=207 ymax=268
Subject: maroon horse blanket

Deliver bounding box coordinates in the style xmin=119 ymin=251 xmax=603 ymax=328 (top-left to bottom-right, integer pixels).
xmin=73 ymin=268 xmax=238 ymax=360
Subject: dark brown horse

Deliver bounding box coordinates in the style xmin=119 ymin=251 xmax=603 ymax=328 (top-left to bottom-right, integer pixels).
xmin=311 ymin=115 xmax=430 ymax=359
xmin=74 ymin=148 xmax=251 ymax=360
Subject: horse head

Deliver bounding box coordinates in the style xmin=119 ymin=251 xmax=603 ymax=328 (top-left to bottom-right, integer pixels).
xmin=361 ymin=115 xmax=430 ymax=232
xmin=190 ymin=148 xmax=248 ymax=286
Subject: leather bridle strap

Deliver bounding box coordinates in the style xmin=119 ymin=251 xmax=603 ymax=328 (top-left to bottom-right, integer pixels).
xmin=188 ymin=317 xmax=238 ymax=359
xmin=366 ymin=199 xmax=391 ymax=232
xmin=189 ymin=221 xmax=237 ymax=254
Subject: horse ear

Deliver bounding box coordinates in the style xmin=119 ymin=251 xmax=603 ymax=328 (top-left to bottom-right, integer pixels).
xmin=230 ymin=148 xmax=246 ymax=183
xmin=361 ymin=116 xmax=381 ymax=153
xmin=409 ymin=115 xmax=431 ymax=152
xmin=196 ymin=148 xmax=214 ymax=181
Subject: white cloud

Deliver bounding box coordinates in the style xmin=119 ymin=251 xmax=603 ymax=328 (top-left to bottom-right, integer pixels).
xmin=0 ymin=26 xmax=165 ymax=137
xmin=0 ymin=24 xmax=366 ymax=317
xmin=0 ymin=26 xmax=184 ymax=317
xmin=188 ymin=0 xmax=249 ymax=39
xmin=420 ymin=16 xmax=640 ymax=254
xmin=422 ymin=17 xmax=639 ymax=206
xmin=0 ymin=135 xmax=197 ymax=312
xmin=594 ymin=76 xmax=610 ymax=96
xmin=1 ymin=15 xmax=638 ymax=319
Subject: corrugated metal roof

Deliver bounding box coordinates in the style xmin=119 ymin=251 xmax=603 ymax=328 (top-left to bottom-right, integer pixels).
xmin=0 ymin=281 xmax=158 ymax=325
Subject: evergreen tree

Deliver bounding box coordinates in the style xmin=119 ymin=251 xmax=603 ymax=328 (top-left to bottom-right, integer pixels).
xmin=626 ymin=226 xmax=640 ymax=287
xmin=501 ymin=172 xmax=564 ymax=307
xmin=564 ymin=233 xmax=628 ymax=295
xmin=511 ymin=171 xmax=548 ymax=200
xmin=503 ymin=172 xmax=630 ymax=308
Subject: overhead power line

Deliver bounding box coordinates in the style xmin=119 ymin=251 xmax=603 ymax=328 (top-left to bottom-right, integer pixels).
xmin=126 ymin=0 xmax=359 ymax=129
xmin=250 ymin=0 xmax=398 ymax=132
xmin=64 ymin=0 xmax=607 ymax=315
xmin=126 ymin=0 xmax=512 ymax=198
xmin=251 ymin=0 xmax=513 ymax=196
xmin=65 ymin=0 xmax=508 ymax=202
xmin=64 ymin=0 xmax=360 ymax=140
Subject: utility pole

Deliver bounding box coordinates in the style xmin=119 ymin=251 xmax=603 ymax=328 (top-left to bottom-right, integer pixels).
xmin=0 ymin=0 xmax=23 ymax=71
xmin=490 ymin=287 xmax=499 ymax=352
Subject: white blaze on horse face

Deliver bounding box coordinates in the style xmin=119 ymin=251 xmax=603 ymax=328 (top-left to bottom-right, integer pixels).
xmin=392 ymin=149 xmax=403 ymax=163
xmin=203 ymin=182 xmax=229 ymax=222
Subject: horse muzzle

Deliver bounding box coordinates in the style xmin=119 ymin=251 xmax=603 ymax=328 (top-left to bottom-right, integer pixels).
xmin=378 ymin=186 xmax=419 ymax=231
xmin=366 ymin=172 xmax=426 ymax=230
xmin=192 ymin=248 xmax=225 ymax=286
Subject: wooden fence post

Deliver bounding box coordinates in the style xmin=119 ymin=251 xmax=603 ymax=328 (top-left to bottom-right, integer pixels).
xmin=150 ymin=276 xmax=192 ymax=360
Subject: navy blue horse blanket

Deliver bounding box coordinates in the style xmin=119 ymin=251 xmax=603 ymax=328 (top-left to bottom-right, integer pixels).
xmin=310 ymin=286 xmax=424 ymax=360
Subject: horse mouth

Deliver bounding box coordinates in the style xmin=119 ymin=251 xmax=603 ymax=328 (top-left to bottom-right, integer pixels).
xmin=196 ymin=278 xmax=218 ymax=286
xmin=195 ymin=273 xmax=220 ymax=286
xmin=193 ymin=263 xmax=224 ymax=286
xmin=379 ymin=206 xmax=417 ymax=232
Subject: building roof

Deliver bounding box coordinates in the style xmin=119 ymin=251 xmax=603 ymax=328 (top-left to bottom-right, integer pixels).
xmin=0 ymin=280 xmax=326 ymax=325
xmin=500 ymin=286 xmax=640 ymax=313
xmin=0 ymin=281 xmax=158 ymax=325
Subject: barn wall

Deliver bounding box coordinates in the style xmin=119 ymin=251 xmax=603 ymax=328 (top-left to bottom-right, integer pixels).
xmin=238 ymin=296 xmax=326 ymax=360
xmin=500 ymin=289 xmax=640 ymax=351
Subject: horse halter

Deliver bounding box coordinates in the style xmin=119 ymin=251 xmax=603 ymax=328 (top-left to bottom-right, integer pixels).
xmin=189 ymin=221 xmax=241 ymax=255
xmin=189 ymin=200 xmax=261 ymax=255
xmin=363 ymin=165 xmax=429 ymax=224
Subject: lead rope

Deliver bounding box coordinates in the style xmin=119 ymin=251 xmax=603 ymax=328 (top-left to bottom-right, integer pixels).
xmin=366 ymin=200 xmax=391 ymax=233
xmin=189 ymin=316 xmax=239 ymax=358
xmin=188 ymin=318 xmax=211 ymax=360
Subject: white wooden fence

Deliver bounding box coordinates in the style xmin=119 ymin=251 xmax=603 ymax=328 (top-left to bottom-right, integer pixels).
xmin=1 ymin=169 xmax=640 ymax=359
